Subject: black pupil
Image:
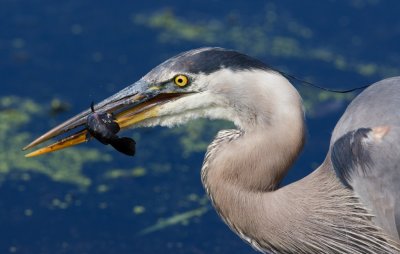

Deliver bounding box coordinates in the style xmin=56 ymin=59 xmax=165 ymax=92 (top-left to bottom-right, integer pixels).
xmin=178 ymin=78 xmax=183 ymax=83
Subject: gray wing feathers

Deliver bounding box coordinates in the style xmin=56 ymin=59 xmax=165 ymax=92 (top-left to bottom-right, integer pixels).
xmin=330 ymin=77 xmax=400 ymax=241
xmin=331 ymin=128 xmax=373 ymax=189
xmin=332 ymin=125 xmax=400 ymax=241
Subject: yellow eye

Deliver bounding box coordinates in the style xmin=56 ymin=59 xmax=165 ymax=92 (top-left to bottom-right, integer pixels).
xmin=174 ymin=74 xmax=189 ymax=87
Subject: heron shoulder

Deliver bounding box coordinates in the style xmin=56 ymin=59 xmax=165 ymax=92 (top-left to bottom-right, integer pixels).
xmin=331 ymin=124 xmax=400 ymax=241
xmin=331 ymin=76 xmax=400 ymax=142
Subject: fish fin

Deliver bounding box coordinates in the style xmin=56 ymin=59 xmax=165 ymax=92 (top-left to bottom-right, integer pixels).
xmin=90 ymin=101 xmax=95 ymax=112
xmin=110 ymin=137 xmax=136 ymax=156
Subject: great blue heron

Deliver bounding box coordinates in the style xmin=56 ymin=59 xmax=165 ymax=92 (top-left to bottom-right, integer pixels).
xmin=24 ymin=48 xmax=400 ymax=253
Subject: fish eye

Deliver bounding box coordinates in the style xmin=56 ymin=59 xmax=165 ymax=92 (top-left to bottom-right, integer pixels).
xmin=173 ymin=74 xmax=189 ymax=87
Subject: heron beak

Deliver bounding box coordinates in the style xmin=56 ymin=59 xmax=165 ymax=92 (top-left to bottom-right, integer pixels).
xmin=23 ymin=80 xmax=189 ymax=157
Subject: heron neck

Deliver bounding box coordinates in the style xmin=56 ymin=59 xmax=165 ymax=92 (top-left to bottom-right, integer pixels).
xmin=203 ymin=99 xmax=305 ymax=192
xmin=200 ymin=111 xmax=310 ymax=252
xmin=201 ymin=97 xmax=306 ymax=249
xmin=200 ymin=74 xmax=399 ymax=252
xmin=202 ymin=145 xmax=399 ymax=252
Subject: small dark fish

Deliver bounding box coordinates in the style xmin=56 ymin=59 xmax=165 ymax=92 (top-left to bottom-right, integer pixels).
xmin=86 ymin=102 xmax=136 ymax=156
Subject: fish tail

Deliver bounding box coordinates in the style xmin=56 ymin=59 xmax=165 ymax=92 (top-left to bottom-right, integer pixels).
xmin=110 ymin=137 xmax=136 ymax=156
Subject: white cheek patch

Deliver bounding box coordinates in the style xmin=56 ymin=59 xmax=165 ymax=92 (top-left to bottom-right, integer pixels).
xmin=133 ymin=91 xmax=238 ymax=128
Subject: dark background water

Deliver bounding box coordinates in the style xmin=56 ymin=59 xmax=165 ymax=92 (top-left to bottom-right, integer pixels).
xmin=1 ymin=1 xmax=400 ymax=253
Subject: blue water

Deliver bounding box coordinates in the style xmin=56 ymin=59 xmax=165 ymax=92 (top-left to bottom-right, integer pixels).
xmin=1 ymin=1 xmax=400 ymax=253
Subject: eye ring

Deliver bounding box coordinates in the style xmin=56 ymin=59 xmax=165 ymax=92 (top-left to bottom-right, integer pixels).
xmin=174 ymin=74 xmax=189 ymax=87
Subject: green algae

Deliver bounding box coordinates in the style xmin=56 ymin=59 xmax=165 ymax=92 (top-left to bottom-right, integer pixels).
xmin=0 ymin=96 xmax=110 ymax=188
xmin=169 ymin=119 xmax=233 ymax=157
xmin=96 ymin=184 xmax=110 ymax=193
xmin=133 ymin=8 xmax=400 ymax=78
xmin=300 ymin=86 xmax=354 ymax=116
xmin=133 ymin=205 xmax=146 ymax=215
xmin=134 ymin=11 xmax=219 ymax=44
xmin=103 ymin=167 xmax=147 ymax=179
xmin=139 ymin=206 xmax=209 ymax=235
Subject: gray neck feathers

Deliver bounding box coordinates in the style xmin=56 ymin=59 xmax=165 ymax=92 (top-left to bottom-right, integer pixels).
xmin=202 ymin=131 xmax=399 ymax=253
xmin=200 ymin=73 xmax=399 ymax=253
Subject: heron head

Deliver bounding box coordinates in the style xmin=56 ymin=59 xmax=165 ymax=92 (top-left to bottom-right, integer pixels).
xmin=23 ymin=47 xmax=295 ymax=156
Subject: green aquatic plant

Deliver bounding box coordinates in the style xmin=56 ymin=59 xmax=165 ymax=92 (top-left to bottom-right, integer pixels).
xmin=169 ymin=119 xmax=233 ymax=157
xmin=133 ymin=8 xmax=400 ymax=78
xmin=0 ymin=96 xmax=110 ymax=188
xmin=133 ymin=205 xmax=146 ymax=215
xmin=133 ymin=9 xmax=303 ymax=57
xmin=133 ymin=10 xmax=219 ymax=43
xmin=103 ymin=167 xmax=147 ymax=179
xmin=139 ymin=206 xmax=209 ymax=235
xmin=299 ymin=87 xmax=355 ymax=116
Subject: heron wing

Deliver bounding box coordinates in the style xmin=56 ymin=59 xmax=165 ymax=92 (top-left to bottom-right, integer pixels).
xmin=332 ymin=126 xmax=400 ymax=240
xmin=329 ymin=77 xmax=400 ymax=241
